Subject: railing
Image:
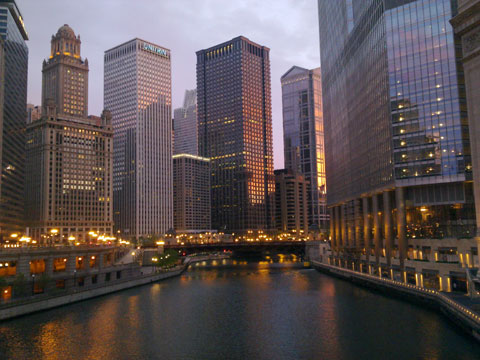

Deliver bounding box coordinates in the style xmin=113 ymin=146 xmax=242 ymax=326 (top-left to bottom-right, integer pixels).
xmin=312 ymin=260 xmax=480 ymax=326
xmin=0 ymin=244 xmax=120 ymax=255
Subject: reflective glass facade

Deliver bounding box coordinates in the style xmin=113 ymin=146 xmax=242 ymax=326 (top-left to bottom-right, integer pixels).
xmin=0 ymin=1 xmax=28 ymax=238
xmin=388 ymin=0 xmax=470 ymax=184
xmin=319 ymin=0 xmax=393 ymax=207
xmin=319 ymin=0 xmax=475 ymax=260
xmin=196 ymin=36 xmax=275 ymax=232
xmin=105 ymin=39 xmax=173 ymax=238
xmin=173 ymin=89 xmax=197 ymax=155
xmin=281 ymin=66 xmax=327 ymax=230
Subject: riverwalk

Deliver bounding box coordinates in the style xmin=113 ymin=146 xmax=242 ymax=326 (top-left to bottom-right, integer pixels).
xmin=311 ymin=259 xmax=480 ymax=342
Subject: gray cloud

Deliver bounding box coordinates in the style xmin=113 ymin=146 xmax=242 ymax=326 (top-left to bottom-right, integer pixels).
xmin=19 ymin=0 xmax=319 ymax=169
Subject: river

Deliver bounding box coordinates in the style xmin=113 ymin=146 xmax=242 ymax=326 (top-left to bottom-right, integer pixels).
xmin=0 ymin=257 xmax=479 ymax=360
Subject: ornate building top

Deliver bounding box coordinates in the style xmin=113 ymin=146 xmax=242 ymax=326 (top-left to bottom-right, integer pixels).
xmin=50 ymin=24 xmax=81 ymax=59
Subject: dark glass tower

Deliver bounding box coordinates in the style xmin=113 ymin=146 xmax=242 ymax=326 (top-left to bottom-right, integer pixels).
xmin=0 ymin=1 xmax=28 ymax=239
xmin=196 ymin=36 xmax=275 ymax=232
xmin=281 ymin=66 xmax=327 ymax=231
xmin=319 ymin=0 xmax=475 ymax=272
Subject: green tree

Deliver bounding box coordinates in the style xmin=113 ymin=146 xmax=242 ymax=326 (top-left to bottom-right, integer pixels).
xmin=156 ymin=250 xmax=179 ymax=268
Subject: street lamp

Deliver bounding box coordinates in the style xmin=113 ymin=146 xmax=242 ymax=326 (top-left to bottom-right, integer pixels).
xmin=19 ymin=236 xmax=31 ymax=246
xmin=73 ymin=269 xmax=77 ymax=289
xmin=50 ymin=229 xmax=59 ymax=245
xmin=31 ymin=274 xmax=35 ymax=295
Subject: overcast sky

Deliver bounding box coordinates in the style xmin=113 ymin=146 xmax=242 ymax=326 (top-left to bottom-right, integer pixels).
xmin=19 ymin=0 xmax=320 ymax=169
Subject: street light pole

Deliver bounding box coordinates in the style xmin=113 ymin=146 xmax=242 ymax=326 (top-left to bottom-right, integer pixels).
xmin=31 ymin=274 xmax=35 ymax=295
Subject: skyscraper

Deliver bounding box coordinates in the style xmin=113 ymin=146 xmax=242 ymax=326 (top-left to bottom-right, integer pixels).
xmin=104 ymin=39 xmax=173 ymax=239
xmin=0 ymin=0 xmax=28 ymax=239
xmin=319 ymin=0 xmax=476 ymax=284
xmin=173 ymin=154 xmax=211 ymax=231
xmin=274 ymin=169 xmax=309 ymax=235
xmin=281 ymin=66 xmax=327 ymax=231
xmin=451 ymin=0 xmax=480 ymax=268
xmin=196 ymin=36 xmax=275 ymax=232
xmin=26 ymin=25 xmax=113 ymax=243
xmin=42 ymin=24 xmax=88 ymax=118
xmin=173 ymin=89 xmax=197 ymax=155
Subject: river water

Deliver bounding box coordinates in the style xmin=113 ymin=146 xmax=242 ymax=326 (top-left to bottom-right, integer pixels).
xmin=0 ymin=258 xmax=479 ymax=360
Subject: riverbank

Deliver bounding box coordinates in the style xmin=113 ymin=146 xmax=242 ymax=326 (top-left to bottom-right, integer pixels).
xmin=0 ymin=254 xmax=229 ymax=321
xmin=0 ymin=266 xmax=184 ymax=321
xmin=311 ymin=260 xmax=480 ymax=342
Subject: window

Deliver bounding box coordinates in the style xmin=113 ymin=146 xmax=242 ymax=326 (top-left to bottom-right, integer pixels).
xmin=56 ymin=279 xmax=65 ymax=289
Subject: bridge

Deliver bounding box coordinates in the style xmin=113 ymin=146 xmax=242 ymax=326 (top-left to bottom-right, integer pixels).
xmin=164 ymin=241 xmax=306 ymax=256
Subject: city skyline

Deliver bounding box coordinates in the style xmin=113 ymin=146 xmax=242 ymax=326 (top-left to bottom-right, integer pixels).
xmin=0 ymin=1 xmax=480 ymax=357
xmin=18 ymin=0 xmax=320 ymax=169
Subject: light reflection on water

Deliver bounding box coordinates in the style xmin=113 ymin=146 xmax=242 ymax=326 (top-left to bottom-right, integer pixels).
xmin=0 ymin=258 xmax=479 ymax=360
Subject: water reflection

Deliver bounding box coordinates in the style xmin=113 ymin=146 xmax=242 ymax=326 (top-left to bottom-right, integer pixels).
xmin=0 ymin=258 xmax=479 ymax=360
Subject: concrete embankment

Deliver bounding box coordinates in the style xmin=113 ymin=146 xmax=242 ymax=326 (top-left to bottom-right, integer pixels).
xmin=311 ymin=260 xmax=480 ymax=342
xmin=0 ymin=255 xmax=228 ymax=321
xmin=0 ymin=267 xmax=184 ymax=321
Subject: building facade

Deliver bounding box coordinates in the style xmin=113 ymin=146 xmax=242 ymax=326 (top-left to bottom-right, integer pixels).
xmin=26 ymin=25 xmax=113 ymax=243
xmin=0 ymin=1 xmax=28 ymax=239
xmin=318 ymin=0 xmax=477 ymax=286
xmin=173 ymin=89 xmax=197 ymax=155
xmin=274 ymin=169 xmax=309 ymax=234
xmin=42 ymin=24 xmax=88 ymax=119
xmin=26 ymin=104 xmax=41 ymax=124
xmin=104 ymin=38 xmax=173 ymax=239
xmin=196 ymin=36 xmax=275 ymax=232
xmin=173 ymin=154 xmax=211 ymax=231
xmin=281 ymin=66 xmax=327 ymax=231
xmin=451 ymin=0 xmax=480 ymax=268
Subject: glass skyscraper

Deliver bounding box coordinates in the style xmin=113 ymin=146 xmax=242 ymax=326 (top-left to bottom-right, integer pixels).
xmin=104 ymin=39 xmax=173 ymax=239
xmin=319 ymin=0 xmax=476 ymax=282
xmin=281 ymin=66 xmax=327 ymax=231
xmin=196 ymin=36 xmax=275 ymax=232
xmin=0 ymin=1 xmax=28 ymax=239
xmin=173 ymin=89 xmax=197 ymax=155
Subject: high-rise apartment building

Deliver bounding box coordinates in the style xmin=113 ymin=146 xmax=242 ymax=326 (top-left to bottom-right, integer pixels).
xmin=173 ymin=154 xmax=211 ymax=231
xmin=26 ymin=25 xmax=113 ymax=243
xmin=173 ymin=89 xmax=197 ymax=155
xmin=0 ymin=1 xmax=28 ymax=239
xmin=319 ymin=0 xmax=476 ymax=285
xmin=274 ymin=169 xmax=309 ymax=234
xmin=196 ymin=36 xmax=275 ymax=232
xmin=281 ymin=66 xmax=327 ymax=231
xmin=104 ymin=39 xmax=173 ymax=239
